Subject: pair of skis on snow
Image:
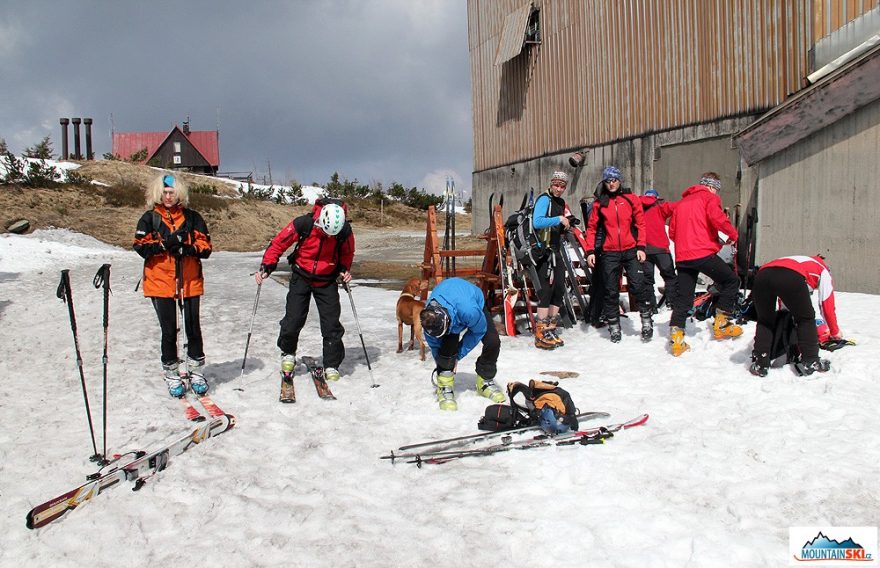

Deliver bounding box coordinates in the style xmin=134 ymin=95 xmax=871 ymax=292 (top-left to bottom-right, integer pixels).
xmin=25 ymin=413 xmax=236 ymax=529
xmin=381 ymin=412 xmax=649 ymax=466
xmin=280 ymin=356 xmax=336 ymax=403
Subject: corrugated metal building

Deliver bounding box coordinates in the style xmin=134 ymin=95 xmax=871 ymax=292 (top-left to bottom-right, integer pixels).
xmin=468 ymin=0 xmax=880 ymax=292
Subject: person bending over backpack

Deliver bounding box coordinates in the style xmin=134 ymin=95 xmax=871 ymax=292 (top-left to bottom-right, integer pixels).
xmin=749 ymin=255 xmax=840 ymax=377
xmin=256 ymin=199 xmax=354 ymax=384
xmin=419 ymin=278 xmax=505 ymax=411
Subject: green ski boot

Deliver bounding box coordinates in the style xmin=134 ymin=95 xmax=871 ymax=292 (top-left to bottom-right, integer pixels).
xmin=435 ymin=371 xmax=457 ymax=411
xmin=476 ymin=375 xmax=506 ymax=403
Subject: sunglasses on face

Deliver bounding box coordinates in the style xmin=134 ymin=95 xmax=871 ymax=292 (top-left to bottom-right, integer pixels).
xmin=605 ymin=178 xmax=620 ymax=184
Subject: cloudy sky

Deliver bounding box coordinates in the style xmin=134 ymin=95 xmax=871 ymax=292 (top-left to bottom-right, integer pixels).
xmin=0 ymin=1 xmax=473 ymax=196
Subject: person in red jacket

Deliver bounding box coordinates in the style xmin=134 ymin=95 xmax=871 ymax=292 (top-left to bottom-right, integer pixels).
xmin=256 ymin=199 xmax=355 ymax=383
xmin=584 ymin=166 xmax=654 ymax=343
xmin=133 ymin=174 xmax=213 ymax=398
xmin=749 ymin=255 xmax=840 ymax=377
xmin=639 ymin=188 xmax=678 ymax=312
xmin=667 ymin=172 xmax=742 ymax=356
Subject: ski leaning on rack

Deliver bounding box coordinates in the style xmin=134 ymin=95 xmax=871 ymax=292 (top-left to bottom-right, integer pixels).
xmin=407 ymin=413 xmax=649 ymax=466
xmin=300 ymin=356 xmax=336 ymax=400
xmin=26 ymin=413 xmax=236 ymax=529
xmin=382 ymin=410 xmax=612 ymax=462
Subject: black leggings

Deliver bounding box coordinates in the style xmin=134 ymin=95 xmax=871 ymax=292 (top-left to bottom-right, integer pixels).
xmin=535 ymin=253 xmax=565 ymax=309
xmin=671 ymin=254 xmax=739 ymax=329
xmin=434 ymin=307 xmax=500 ymax=380
xmin=751 ymin=267 xmax=819 ymax=366
xmin=152 ymin=296 xmax=204 ymax=366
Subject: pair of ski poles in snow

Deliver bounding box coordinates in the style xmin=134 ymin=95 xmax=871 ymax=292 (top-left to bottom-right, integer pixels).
xmin=57 ymin=265 xmax=112 ymax=466
xmin=237 ymin=276 xmax=379 ymax=390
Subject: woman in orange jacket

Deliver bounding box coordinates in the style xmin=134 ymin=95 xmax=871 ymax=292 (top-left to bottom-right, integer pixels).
xmin=133 ymin=174 xmax=212 ymax=398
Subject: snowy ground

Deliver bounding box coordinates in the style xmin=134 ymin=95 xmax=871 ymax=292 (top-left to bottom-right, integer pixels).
xmin=0 ymin=229 xmax=878 ymax=567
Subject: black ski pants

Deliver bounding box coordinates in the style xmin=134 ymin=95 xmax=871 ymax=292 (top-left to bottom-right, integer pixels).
xmin=600 ymin=248 xmax=652 ymax=322
xmin=751 ymin=267 xmax=819 ymax=367
xmin=671 ymin=254 xmax=739 ymax=329
xmin=644 ymin=251 xmax=678 ymax=309
xmin=152 ymin=296 xmax=204 ymax=366
xmin=278 ymin=273 xmax=345 ymax=369
xmin=434 ymin=306 xmax=500 ymax=380
xmin=535 ymin=251 xmax=565 ymax=309
xmin=587 ymin=253 xmax=606 ymax=325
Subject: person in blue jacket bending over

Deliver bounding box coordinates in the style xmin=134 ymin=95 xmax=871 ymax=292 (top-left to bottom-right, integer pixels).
xmin=419 ymin=277 xmax=505 ymax=411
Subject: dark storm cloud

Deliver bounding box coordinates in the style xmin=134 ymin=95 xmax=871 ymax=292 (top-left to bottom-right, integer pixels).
xmin=0 ymin=1 xmax=472 ymax=195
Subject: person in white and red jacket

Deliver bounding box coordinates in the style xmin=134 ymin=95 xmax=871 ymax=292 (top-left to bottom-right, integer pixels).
xmin=749 ymin=255 xmax=840 ymax=377
xmin=667 ymin=172 xmax=742 ymax=356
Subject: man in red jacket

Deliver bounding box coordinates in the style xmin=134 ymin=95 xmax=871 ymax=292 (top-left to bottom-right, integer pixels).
xmin=256 ymin=200 xmax=355 ymax=383
xmin=749 ymin=255 xmax=840 ymax=377
xmin=668 ymin=172 xmax=742 ymax=356
xmin=585 ymin=166 xmax=654 ymax=343
xmin=639 ymin=188 xmax=678 ymax=312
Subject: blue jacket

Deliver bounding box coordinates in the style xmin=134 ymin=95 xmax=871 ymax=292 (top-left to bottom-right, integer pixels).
xmin=423 ymin=277 xmax=487 ymax=361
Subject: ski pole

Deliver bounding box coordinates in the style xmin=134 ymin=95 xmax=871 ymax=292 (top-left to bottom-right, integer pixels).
xmin=56 ymin=270 xmax=104 ymax=464
xmin=341 ymin=280 xmax=379 ymax=388
xmin=234 ymin=281 xmax=262 ymax=392
xmin=175 ymin=257 xmax=189 ymax=384
xmin=92 ymin=264 xmax=111 ymax=464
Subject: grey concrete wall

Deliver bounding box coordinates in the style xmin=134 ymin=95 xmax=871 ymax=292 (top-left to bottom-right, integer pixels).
xmin=756 ymin=99 xmax=880 ymax=293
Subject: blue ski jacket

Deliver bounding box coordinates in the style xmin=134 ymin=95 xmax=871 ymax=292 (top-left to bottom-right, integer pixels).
xmin=424 ymin=277 xmax=487 ymax=361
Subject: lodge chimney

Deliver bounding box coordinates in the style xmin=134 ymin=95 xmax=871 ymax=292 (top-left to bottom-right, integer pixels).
xmin=59 ymin=118 xmax=70 ymax=160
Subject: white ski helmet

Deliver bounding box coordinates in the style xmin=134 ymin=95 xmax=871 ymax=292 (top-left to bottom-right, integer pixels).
xmin=317 ymin=203 xmax=346 ymax=236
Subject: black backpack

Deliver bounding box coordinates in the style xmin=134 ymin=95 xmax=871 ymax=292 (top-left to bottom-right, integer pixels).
xmin=478 ymin=380 xmax=579 ymax=432
xmin=504 ymin=195 xmax=548 ymax=267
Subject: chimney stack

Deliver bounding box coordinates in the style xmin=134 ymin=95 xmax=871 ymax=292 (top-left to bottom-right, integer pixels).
xmin=83 ymin=118 xmax=93 ymax=160
xmin=59 ymin=118 xmax=70 ymax=160
xmin=71 ymin=118 xmax=82 ymax=159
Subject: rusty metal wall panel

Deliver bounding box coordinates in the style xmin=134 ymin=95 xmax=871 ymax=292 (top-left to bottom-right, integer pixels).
xmin=469 ymin=0 xmax=878 ymax=172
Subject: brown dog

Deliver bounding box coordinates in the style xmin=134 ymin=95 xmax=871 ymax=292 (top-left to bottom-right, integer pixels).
xmin=397 ymin=277 xmax=429 ymax=361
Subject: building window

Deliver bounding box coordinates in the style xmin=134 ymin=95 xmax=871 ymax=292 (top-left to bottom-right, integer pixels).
xmin=173 ymin=155 xmax=181 ymax=165
xmin=173 ymin=142 xmax=181 ymax=153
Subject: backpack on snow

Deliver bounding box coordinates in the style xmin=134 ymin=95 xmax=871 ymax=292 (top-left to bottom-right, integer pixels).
xmin=478 ymin=379 xmax=579 ymax=434
xmin=286 ymin=197 xmax=353 ymax=279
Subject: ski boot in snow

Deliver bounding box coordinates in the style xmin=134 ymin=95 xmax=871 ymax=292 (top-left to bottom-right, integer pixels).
xmin=713 ymin=309 xmax=743 ymax=340
xmin=163 ymin=362 xmax=186 ymax=398
xmin=749 ymin=362 xmax=769 ymax=377
xmin=188 ymin=356 xmax=209 ymax=395
xmin=546 ymin=315 xmax=565 ymax=347
xmin=534 ymin=318 xmax=559 ymax=350
xmin=640 ymin=311 xmax=654 ymax=342
xmin=281 ymin=353 xmax=296 ymax=379
xmin=608 ymin=319 xmax=622 ymax=343
xmin=324 ymin=367 xmax=341 ymax=382
xmin=434 ymin=371 xmax=457 ymax=411
xmin=793 ymin=358 xmax=831 ymax=377
xmin=476 ymin=375 xmax=506 ymax=403
xmin=670 ymin=326 xmax=690 ymax=357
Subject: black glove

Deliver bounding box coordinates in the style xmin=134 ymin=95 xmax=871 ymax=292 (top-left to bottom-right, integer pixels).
xmin=180 ymin=244 xmax=198 ymax=257
xmin=260 ymin=263 xmax=276 ymax=276
xmin=566 ymin=215 xmax=581 ymax=227
xmin=163 ymin=231 xmax=185 ymax=254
